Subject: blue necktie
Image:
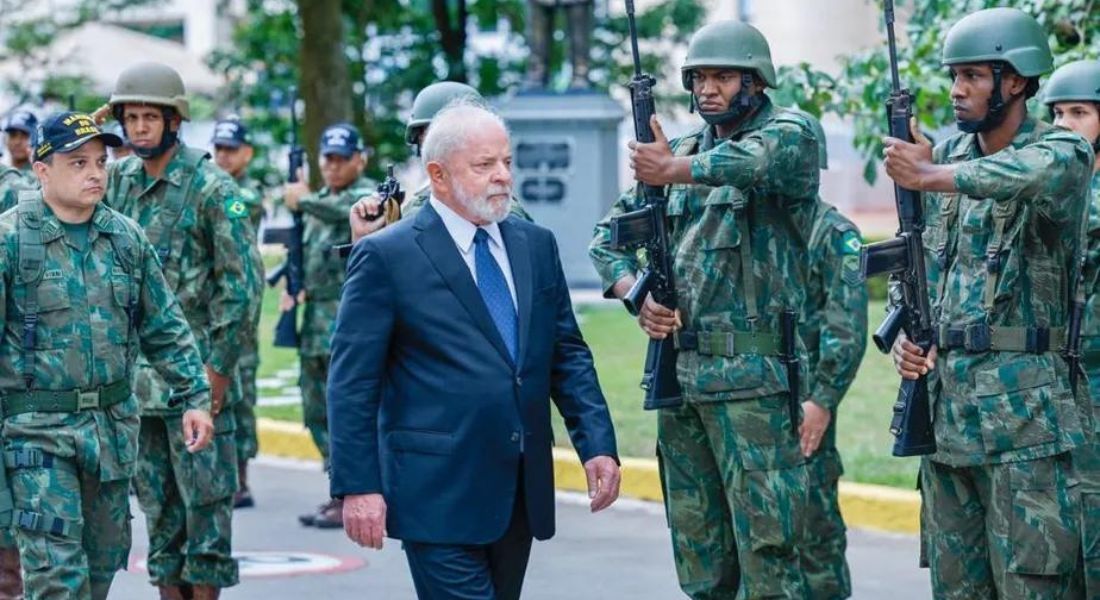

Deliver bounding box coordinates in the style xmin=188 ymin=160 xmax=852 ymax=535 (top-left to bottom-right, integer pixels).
xmin=473 ymin=228 xmax=517 ymax=361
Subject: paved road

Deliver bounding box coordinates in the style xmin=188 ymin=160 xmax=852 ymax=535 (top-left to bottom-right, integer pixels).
xmin=110 ymin=457 xmax=931 ymax=599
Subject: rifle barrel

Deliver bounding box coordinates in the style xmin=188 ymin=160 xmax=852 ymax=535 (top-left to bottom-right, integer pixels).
xmin=625 ymin=0 xmax=643 ymax=78
xmin=884 ymin=0 xmax=902 ymax=93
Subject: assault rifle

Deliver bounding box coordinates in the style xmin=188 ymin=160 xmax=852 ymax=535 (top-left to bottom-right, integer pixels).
xmin=858 ymin=0 xmax=936 ymax=457
xmin=606 ymin=0 xmax=682 ymax=411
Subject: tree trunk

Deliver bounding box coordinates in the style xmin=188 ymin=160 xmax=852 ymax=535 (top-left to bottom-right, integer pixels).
xmin=296 ymin=0 xmax=353 ymax=188
xmin=431 ymin=0 xmax=468 ymax=82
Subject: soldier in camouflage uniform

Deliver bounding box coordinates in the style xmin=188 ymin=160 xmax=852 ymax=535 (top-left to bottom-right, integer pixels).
xmin=102 ymin=63 xmax=256 ymax=599
xmin=1044 ymin=59 xmax=1100 ymax=598
xmin=0 ymin=162 xmax=32 ymax=214
xmin=888 ymin=9 xmax=1094 ymax=598
xmin=283 ymin=123 xmax=376 ymax=528
xmin=210 ymin=118 xmax=266 ymax=510
xmin=0 ymin=163 xmax=28 ymax=600
xmin=0 ymin=111 xmax=214 ymax=600
xmin=3 ymin=111 xmax=37 ymax=177
xmin=590 ymin=21 xmax=818 ymax=599
xmin=349 ymin=82 xmax=531 ymax=243
xmin=790 ymin=110 xmax=867 ymax=599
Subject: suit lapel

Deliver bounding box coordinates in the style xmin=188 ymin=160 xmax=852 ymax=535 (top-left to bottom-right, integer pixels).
xmin=414 ymin=204 xmax=515 ymax=368
xmin=500 ymin=219 xmax=532 ymax=369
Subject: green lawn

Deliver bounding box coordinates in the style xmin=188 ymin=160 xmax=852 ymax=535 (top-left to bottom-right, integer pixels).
xmin=254 ymin=287 xmax=919 ymax=489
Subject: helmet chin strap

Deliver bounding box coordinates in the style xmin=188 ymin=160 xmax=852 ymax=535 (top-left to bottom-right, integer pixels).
xmin=956 ymin=63 xmax=1009 ymax=134
xmin=696 ymin=72 xmax=762 ymax=127
xmin=115 ymin=105 xmax=180 ymax=159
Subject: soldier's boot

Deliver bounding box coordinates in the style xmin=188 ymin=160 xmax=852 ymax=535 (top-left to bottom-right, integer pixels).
xmin=157 ymin=586 xmax=186 ymax=600
xmin=313 ymin=498 xmax=344 ymax=529
xmin=298 ymin=499 xmax=328 ymax=527
xmin=0 ymin=547 xmax=23 ymax=600
xmin=191 ymin=585 xmax=220 ymax=600
xmin=233 ymin=460 xmax=254 ymax=509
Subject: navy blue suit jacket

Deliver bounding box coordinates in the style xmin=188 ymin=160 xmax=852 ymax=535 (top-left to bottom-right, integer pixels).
xmin=327 ymin=203 xmax=618 ymax=545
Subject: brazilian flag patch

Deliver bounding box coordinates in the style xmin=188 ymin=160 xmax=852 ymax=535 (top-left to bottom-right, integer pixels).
xmin=225 ymin=198 xmax=248 ymax=219
xmin=841 ymin=230 xmax=863 ymax=287
xmin=843 ymin=232 xmax=862 ymax=254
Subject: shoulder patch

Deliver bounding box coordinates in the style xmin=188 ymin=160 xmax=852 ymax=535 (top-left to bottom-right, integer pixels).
xmin=841 ymin=230 xmax=862 ymax=255
xmin=224 ymin=198 xmax=249 ymax=219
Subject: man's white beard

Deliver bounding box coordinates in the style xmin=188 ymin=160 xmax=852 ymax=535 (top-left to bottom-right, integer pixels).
xmin=454 ymin=180 xmax=511 ymax=223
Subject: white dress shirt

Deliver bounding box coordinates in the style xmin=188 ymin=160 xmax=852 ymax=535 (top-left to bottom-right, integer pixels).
xmin=430 ymin=196 xmax=517 ymax=310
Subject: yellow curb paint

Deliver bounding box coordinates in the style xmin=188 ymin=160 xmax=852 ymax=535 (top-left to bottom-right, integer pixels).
xmin=257 ymin=419 xmax=920 ymax=534
xmin=257 ymin=417 xmax=322 ymax=461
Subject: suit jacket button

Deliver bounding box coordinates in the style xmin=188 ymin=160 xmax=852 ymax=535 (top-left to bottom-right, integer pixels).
xmin=511 ymin=432 xmax=520 ymax=443
xmin=515 ymin=376 xmax=523 ymax=387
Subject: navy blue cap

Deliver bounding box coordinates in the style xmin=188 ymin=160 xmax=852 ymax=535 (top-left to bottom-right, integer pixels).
xmin=3 ymin=110 xmax=37 ymax=136
xmin=211 ymin=118 xmax=250 ymax=148
xmin=319 ymin=123 xmax=363 ymax=157
xmin=34 ymin=111 xmax=123 ymax=162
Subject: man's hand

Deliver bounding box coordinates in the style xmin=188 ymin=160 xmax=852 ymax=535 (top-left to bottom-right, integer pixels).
xmin=799 ymin=401 xmax=831 ymax=458
xmin=584 ymin=455 xmax=621 ymax=513
xmin=279 ymin=290 xmax=306 ymax=312
xmin=284 ymin=168 xmax=310 ymax=211
xmin=182 ymin=409 xmax=214 ymax=453
xmin=883 ymin=118 xmax=936 ymax=191
xmin=350 ymin=194 xmax=388 ymax=244
xmin=205 ymin=366 xmax=230 ymax=415
xmin=629 ymin=115 xmax=677 ymax=186
xmin=343 ymin=493 xmax=387 ymax=549
xmin=892 ymin=334 xmax=937 ymax=380
xmin=638 ymin=293 xmax=681 ymax=340
xmin=90 ymin=104 xmax=111 ymax=126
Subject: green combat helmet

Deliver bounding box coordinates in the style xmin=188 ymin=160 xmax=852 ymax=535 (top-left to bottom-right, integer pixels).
xmin=108 ymin=62 xmax=189 ymax=159
xmin=405 ymin=81 xmax=482 ymax=150
xmin=680 ymin=20 xmax=776 ymax=126
xmin=942 ymin=8 xmax=1052 ymax=133
xmin=1043 ymin=59 xmax=1100 ymax=148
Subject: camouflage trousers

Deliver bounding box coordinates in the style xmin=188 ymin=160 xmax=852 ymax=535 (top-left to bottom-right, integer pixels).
xmin=2 ymin=399 xmax=140 ymax=600
xmin=1073 ymin=430 xmax=1100 ymax=599
xmin=657 ymin=393 xmax=808 ymax=600
xmin=300 ymin=355 xmax=330 ymax=465
xmin=919 ymin=454 xmax=1083 ymax=599
xmin=134 ymin=412 xmax=239 ymax=588
xmin=232 ymin=365 xmax=259 ymax=462
xmin=803 ymin=442 xmax=850 ymax=600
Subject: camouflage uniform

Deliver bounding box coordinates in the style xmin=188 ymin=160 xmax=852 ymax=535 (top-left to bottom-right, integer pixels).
xmin=230 ymin=175 xmax=265 ymax=465
xmin=400 ymin=182 xmax=532 ymax=222
xmin=1075 ymin=171 xmax=1100 ymax=595
xmin=105 ymin=146 xmax=255 ymax=589
xmin=0 ymin=193 xmax=210 ymax=599
xmin=0 ymin=166 xmax=32 ymax=214
xmin=298 ymin=175 xmax=375 ymax=464
xmin=590 ymin=97 xmax=819 ymax=599
xmin=795 ymin=200 xmax=867 ymax=599
xmin=917 ymin=116 xmax=1093 ymax=598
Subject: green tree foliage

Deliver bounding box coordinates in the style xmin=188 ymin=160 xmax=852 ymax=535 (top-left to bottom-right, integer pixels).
xmin=794 ymin=0 xmax=1100 ymax=183
xmin=208 ymin=0 xmax=706 ymax=184
xmin=0 ymin=0 xmax=165 ymax=113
